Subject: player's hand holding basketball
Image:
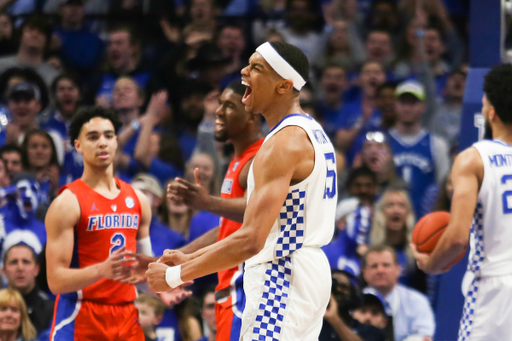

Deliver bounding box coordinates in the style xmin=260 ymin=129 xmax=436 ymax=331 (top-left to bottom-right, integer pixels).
xmin=97 ymin=247 xmax=134 ymax=281
xmin=146 ymin=262 xmax=171 ymax=293
xmin=167 ymin=169 xmax=211 ymax=211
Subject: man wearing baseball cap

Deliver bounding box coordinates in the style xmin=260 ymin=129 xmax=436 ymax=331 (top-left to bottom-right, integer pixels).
xmin=1 ymin=82 xmax=42 ymax=146
xmin=131 ymin=173 xmax=186 ymax=257
xmin=386 ymin=80 xmax=449 ymax=219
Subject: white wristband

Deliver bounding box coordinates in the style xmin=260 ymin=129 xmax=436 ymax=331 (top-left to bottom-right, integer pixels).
xmin=165 ymin=265 xmax=184 ymax=289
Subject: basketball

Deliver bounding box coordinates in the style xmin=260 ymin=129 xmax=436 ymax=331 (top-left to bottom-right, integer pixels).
xmin=412 ymin=211 xmax=465 ymax=266
xmin=413 ymin=211 xmax=450 ymax=253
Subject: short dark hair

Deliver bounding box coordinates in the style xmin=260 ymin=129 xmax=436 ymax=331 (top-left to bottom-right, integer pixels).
xmin=483 ymin=64 xmax=512 ymax=125
xmin=108 ymin=24 xmax=141 ymax=47
xmin=269 ymin=41 xmax=309 ymax=84
xmin=0 ymin=144 xmax=22 ymax=159
xmin=322 ymin=62 xmax=346 ymax=75
xmin=21 ymin=15 xmax=52 ymax=47
xmin=225 ymin=80 xmax=246 ymax=98
xmin=346 ymin=166 xmax=377 ymax=189
xmin=21 ymin=130 xmax=59 ymax=169
xmin=376 ymin=81 xmax=397 ymax=97
xmin=361 ymin=245 xmax=398 ymax=269
xmin=51 ymin=74 xmax=81 ymax=96
xmin=69 ymin=107 xmax=122 ymax=143
xmin=4 ymin=243 xmax=38 ymax=265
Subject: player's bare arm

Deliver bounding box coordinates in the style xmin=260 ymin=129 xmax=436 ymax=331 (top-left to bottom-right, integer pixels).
xmin=146 ymin=126 xmax=314 ymax=292
xmin=46 ymin=189 xmax=134 ymax=294
xmin=412 ymin=147 xmax=483 ymax=274
xmin=168 ymin=166 xmax=248 ymax=223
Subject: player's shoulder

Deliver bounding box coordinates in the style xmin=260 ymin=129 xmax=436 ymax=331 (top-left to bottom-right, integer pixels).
xmin=46 ymin=188 xmax=80 ymax=223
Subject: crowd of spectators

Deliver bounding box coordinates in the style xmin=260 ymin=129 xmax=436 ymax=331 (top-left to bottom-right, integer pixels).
xmin=0 ymin=0 xmax=470 ymax=340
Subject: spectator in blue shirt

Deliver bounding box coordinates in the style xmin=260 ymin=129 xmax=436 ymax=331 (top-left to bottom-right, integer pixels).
xmin=0 ymin=172 xmax=47 ymax=251
xmin=90 ymin=25 xmax=150 ymax=107
xmin=40 ymin=74 xmax=83 ymax=181
xmin=51 ymin=0 xmax=104 ymax=75
xmin=132 ymin=91 xmax=184 ymax=186
xmin=362 ymin=245 xmax=435 ymax=341
xmin=0 ymin=144 xmax=23 ymax=180
xmin=336 ymin=61 xmax=386 ymax=165
xmin=315 ymin=63 xmax=348 ymax=140
xmin=132 ymin=173 xmax=186 ymax=257
xmin=21 ymin=130 xmax=64 ymax=204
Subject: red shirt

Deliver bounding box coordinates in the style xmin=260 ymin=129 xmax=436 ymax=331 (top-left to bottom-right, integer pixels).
xmin=216 ymin=139 xmax=264 ymax=291
xmin=58 ymin=178 xmax=139 ymax=304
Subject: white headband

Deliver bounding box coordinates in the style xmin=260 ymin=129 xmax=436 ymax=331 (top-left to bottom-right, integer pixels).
xmin=256 ymin=42 xmax=306 ymax=91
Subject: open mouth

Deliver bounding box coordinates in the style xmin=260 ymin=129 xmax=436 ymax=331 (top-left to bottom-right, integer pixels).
xmin=390 ymin=215 xmax=401 ymax=223
xmin=215 ymin=118 xmax=225 ymax=131
xmin=241 ymin=80 xmax=252 ymax=104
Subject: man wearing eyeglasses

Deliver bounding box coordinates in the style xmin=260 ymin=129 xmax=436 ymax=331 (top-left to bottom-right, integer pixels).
xmin=387 ymin=80 xmax=450 ymax=219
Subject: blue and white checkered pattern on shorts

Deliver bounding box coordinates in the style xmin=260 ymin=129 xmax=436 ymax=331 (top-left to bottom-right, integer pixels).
xmin=458 ymin=202 xmax=485 ymax=341
xmin=252 ymin=257 xmax=292 ymax=341
xmin=275 ymin=189 xmax=305 ymax=259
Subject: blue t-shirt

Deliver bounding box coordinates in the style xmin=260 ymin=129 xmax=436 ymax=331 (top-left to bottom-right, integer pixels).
xmin=157 ymin=309 xmax=181 ymax=341
xmin=188 ymin=211 xmax=220 ymax=243
xmin=96 ymin=70 xmax=150 ymax=105
xmin=387 ymin=130 xmax=436 ymax=219
xmin=315 ymin=101 xmax=343 ymax=140
xmin=0 ymin=202 xmax=47 ymax=255
xmin=54 ymin=26 xmax=104 ymax=70
xmin=39 ymin=114 xmax=69 ymax=141
xmin=149 ymin=158 xmax=183 ymax=187
xmin=178 ymin=131 xmax=197 ymax=162
xmin=149 ymin=218 xmax=187 ymax=257
xmin=337 ymin=101 xmax=382 ymax=165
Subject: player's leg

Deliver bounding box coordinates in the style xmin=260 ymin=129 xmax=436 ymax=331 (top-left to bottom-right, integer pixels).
xmin=459 ymin=275 xmax=512 ymax=341
xmin=116 ymin=303 xmax=145 ymax=341
xmin=216 ymin=284 xmax=246 ymax=341
xmin=280 ymin=248 xmax=331 ymax=340
xmin=240 ymin=248 xmax=331 ymax=340
xmin=50 ymin=294 xmax=82 ymax=341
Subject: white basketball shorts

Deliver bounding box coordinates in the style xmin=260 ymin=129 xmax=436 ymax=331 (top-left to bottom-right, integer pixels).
xmin=240 ymin=247 xmax=331 ymax=341
xmin=458 ymin=274 xmax=512 ymax=341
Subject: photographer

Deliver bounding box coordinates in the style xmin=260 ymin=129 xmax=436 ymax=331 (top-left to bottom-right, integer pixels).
xmin=320 ymin=270 xmax=385 ymax=341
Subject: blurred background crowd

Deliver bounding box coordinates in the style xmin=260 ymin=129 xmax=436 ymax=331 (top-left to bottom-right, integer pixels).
xmin=0 ymin=0 xmax=470 ymax=340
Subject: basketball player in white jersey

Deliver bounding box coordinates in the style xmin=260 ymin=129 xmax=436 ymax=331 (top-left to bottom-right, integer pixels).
xmin=146 ymin=41 xmax=338 ymax=340
xmin=412 ymin=64 xmax=512 ymax=341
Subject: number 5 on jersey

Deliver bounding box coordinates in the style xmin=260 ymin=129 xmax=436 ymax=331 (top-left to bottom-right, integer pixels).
xmin=324 ymin=152 xmax=337 ymax=199
xmin=110 ymin=233 xmax=126 ymax=254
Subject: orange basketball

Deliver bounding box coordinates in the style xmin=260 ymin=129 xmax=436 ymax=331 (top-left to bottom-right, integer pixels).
xmin=413 ymin=211 xmax=451 ymax=253
xmin=412 ymin=211 xmax=465 ymax=267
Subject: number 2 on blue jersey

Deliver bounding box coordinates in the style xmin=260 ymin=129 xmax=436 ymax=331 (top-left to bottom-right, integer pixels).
xmin=110 ymin=233 xmax=126 ymax=254
xmin=324 ymin=152 xmax=337 ymax=199
xmin=502 ymin=175 xmax=512 ymax=214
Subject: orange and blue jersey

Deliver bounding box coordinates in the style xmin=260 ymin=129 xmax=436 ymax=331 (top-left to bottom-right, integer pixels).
xmin=215 ymin=139 xmax=263 ymax=341
xmin=50 ymin=178 xmax=144 ymax=341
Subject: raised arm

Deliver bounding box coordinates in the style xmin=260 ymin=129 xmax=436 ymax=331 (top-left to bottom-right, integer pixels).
xmin=134 ymin=91 xmax=168 ymax=169
xmin=45 ymin=190 xmax=133 ymax=294
xmin=147 ymin=126 xmax=314 ymax=291
xmin=412 ymin=147 xmax=483 ymax=274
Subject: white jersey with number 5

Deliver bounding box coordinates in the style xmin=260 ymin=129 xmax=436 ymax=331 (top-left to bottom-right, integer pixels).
xmin=471 ymin=140 xmax=512 ymax=277
xmin=245 ymin=113 xmax=337 ymax=267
